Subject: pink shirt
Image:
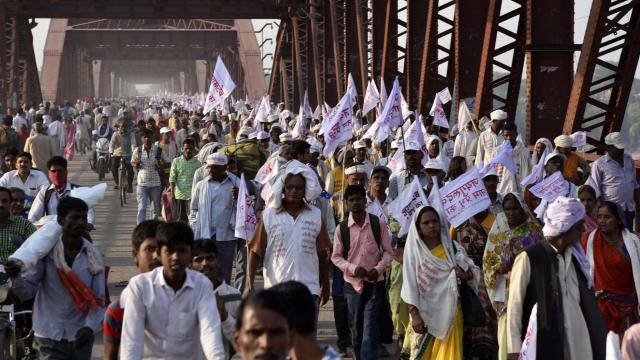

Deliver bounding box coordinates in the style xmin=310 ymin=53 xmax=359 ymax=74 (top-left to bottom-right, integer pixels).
xmin=331 ymin=213 xmax=394 ymax=293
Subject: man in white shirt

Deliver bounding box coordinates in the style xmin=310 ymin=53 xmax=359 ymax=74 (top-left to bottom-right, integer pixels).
xmin=475 ymin=109 xmax=506 ymax=168
xmin=0 ymin=152 xmax=49 ymax=209
xmin=28 ymin=156 xmax=95 ymax=226
xmin=189 ymin=153 xmax=238 ymax=285
xmin=191 ymin=239 xmax=241 ymax=360
xmin=47 ymin=116 xmax=67 ymax=157
xmin=120 ymin=222 xmax=225 ymax=360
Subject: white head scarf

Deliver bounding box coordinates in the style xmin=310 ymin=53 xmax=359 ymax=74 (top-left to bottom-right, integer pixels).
xmin=542 ymin=196 xmax=585 ymax=237
xmin=401 ymin=206 xmax=479 ymax=339
xmin=531 ymin=138 xmax=553 ymax=164
xmin=270 ymin=160 xmax=322 ymax=208
xmin=426 ymin=135 xmax=450 ymax=171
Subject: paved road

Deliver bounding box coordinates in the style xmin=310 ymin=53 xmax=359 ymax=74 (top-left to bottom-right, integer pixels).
xmin=63 ymin=153 xmax=397 ymax=359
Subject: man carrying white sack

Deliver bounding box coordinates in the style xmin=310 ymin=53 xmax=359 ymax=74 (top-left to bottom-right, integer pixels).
xmin=245 ymin=160 xmax=331 ymax=312
xmin=506 ymin=196 xmax=607 ymax=360
xmin=5 ymin=197 xmax=105 ymax=360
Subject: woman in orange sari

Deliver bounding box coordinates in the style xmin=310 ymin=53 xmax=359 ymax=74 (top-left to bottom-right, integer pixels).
xmin=582 ymin=201 xmax=640 ymax=335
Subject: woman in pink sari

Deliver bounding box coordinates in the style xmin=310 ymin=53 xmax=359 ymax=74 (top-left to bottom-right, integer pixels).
xmin=63 ymin=118 xmax=76 ymax=161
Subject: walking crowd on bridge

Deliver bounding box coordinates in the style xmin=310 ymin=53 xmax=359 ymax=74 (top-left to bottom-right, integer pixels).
xmin=0 ymin=83 xmax=638 ymax=360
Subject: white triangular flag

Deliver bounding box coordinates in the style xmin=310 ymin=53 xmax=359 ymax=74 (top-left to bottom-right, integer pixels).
xmin=379 ymin=78 xmax=388 ymax=108
xmin=376 ymin=78 xmax=404 ymax=142
xmin=482 ymin=141 xmax=516 ymax=176
xmin=429 ymin=94 xmax=449 ymax=128
xmin=346 ymin=73 xmax=358 ymax=106
xmin=362 ymin=80 xmax=380 ymax=115
xmin=519 ymin=304 xmax=538 ymax=360
xmin=404 ymin=119 xmax=428 ymax=165
xmin=234 ymin=173 xmax=258 ymax=240
xmin=303 ymin=90 xmax=313 ymax=117
xmin=321 ymin=93 xmax=353 ymax=157
xmin=388 ymin=175 xmax=428 ymax=237
xmin=204 ymin=56 xmax=236 ymax=114
xmin=457 ymin=101 xmax=473 ymax=131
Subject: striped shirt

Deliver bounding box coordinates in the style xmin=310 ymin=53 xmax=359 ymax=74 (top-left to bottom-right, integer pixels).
xmin=0 ymin=215 xmax=36 ymax=262
xmin=103 ymin=294 xmax=125 ymax=344
xmin=169 ymin=155 xmax=201 ymax=200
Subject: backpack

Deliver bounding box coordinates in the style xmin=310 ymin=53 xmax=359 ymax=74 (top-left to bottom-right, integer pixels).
xmin=338 ymin=214 xmax=381 ymax=260
xmin=43 ymin=183 xmax=79 ymax=216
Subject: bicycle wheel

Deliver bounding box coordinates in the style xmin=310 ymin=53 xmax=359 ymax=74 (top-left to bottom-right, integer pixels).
xmin=119 ymin=170 xmax=125 ymax=207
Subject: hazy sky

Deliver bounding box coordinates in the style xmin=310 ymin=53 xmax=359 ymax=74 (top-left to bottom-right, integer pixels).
xmin=30 ymin=2 xmax=638 ymax=79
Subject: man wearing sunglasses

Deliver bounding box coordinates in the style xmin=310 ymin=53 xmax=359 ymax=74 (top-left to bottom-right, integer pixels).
xmin=28 ymin=156 xmax=95 ymax=229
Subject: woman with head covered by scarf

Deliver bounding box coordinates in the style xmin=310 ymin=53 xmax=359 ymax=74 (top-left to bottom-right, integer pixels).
xmin=582 ymin=200 xmax=640 ymax=335
xmin=506 ymin=197 xmax=607 ymax=360
xmin=245 ymin=160 xmax=331 ymax=309
xmin=401 ymin=206 xmax=480 ymax=359
xmin=482 ymin=192 xmax=543 ymax=360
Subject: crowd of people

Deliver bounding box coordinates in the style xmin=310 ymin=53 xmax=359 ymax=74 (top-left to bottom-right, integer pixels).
xmin=0 ymin=95 xmax=638 ymax=360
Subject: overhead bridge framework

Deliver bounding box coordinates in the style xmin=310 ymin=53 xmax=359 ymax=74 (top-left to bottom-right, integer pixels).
xmin=0 ymin=0 xmax=639 ymax=153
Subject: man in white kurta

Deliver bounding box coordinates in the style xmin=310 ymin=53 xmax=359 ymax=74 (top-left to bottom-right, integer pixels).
xmin=475 ymin=109 xmax=506 ymax=168
xmin=506 ymin=197 xmax=606 ymax=359
xmin=496 ymin=124 xmax=531 ymax=195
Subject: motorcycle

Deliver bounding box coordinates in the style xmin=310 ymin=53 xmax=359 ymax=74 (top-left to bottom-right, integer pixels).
xmin=89 ymin=135 xmax=110 ymax=181
xmin=0 ymin=268 xmax=34 ymax=360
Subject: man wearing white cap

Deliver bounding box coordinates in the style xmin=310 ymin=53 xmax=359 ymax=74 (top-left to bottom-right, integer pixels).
xmin=246 ymin=160 xmax=331 ymax=308
xmin=554 ymin=134 xmax=589 ymax=185
xmin=506 ymin=196 xmax=606 ymax=360
xmin=189 ymin=153 xmax=240 ymax=284
xmin=482 ymin=167 xmax=503 ymax=216
xmin=307 ymin=140 xmax=332 ymax=186
xmin=475 ymin=109 xmax=506 ymax=168
xmin=587 ymin=132 xmax=639 ymax=231
xmin=256 ymin=131 xmax=270 ymax=149
xmin=331 ymin=163 xmax=369 ymax=224
xmin=353 ymin=140 xmax=374 ymax=177
xmin=389 ymin=140 xmax=428 ymax=200
xmin=268 ymin=123 xmax=283 ymax=153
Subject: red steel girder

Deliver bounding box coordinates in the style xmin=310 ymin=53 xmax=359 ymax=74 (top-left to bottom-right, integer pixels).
xmin=292 ymin=16 xmax=309 ymax=107
xmin=525 ymin=0 xmax=574 ymax=144
xmin=417 ymin=0 xmax=456 ymax=116
xmin=309 ymin=1 xmax=324 ymax=107
xmin=380 ymin=0 xmax=404 ymax=91
xmin=369 ymin=0 xmax=387 ymax=88
xmin=563 ymin=0 xmax=640 ymax=152
xmin=344 ymin=0 xmax=368 ymax=105
xmin=328 ymin=0 xmax=346 ymax=98
xmin=474 ymin=0 xmax=526 ymax=121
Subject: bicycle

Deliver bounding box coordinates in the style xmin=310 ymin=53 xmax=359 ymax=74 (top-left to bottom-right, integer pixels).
xmin=119 ymin=157 xmax=128 ymax=207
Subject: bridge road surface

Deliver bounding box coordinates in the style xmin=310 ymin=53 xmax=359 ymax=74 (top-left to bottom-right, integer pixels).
xmin=62 ymin=153 xmax=398 ymax=359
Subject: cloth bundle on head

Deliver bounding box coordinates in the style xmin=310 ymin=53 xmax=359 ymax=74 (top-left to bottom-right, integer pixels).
xmin=270 ymin=160 xmax=322 ymax=208
xmin=279 ymin=133 xmax=292 ymax=143
xmin=197 ymin=142 xmax=222 ymax=164
xmin=554 ymin=134 xmax=573 ymax=149
xmin=345 ymin=164 xmax=367 ymax=176
xmin=490 ymin=109 xmax=507 ymax=121
xmin=542 ymin=196 xmax=585 ymax=237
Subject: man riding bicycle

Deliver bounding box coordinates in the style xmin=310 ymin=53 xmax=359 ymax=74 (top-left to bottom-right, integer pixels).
xmin=109 ymin=120 xmax=135 ymax=192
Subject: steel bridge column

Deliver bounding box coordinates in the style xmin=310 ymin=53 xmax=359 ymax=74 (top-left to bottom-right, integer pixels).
xmin=406 ymin=0 xmax=428 ymax=110
xmin=525 ymin=0 xmax=574 ymax=144
xmin=455 ymin=0 xmax=490 ymax=105
xmin=370 ymin=0 xmax=387 ymax=90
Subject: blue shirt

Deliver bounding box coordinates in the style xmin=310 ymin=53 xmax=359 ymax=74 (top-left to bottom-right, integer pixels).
xmin=12 ymin=241 xmax=106 ymax=341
